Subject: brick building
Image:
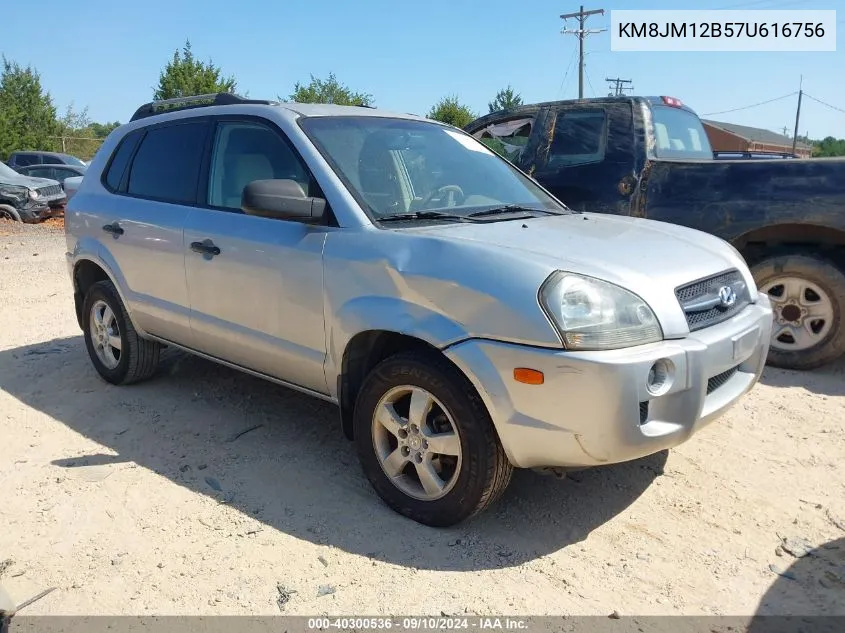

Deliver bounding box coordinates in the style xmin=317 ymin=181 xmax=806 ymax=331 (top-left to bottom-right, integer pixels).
xmin=702 ymin=119 xmax=812 ymax=158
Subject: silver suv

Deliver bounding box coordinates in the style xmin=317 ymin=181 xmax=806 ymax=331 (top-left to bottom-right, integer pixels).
xmin=66 ymin=93 xmax=773 ymax=526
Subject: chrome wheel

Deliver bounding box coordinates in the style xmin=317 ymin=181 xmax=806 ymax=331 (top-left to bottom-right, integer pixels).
xmin=371 ymin=385 xmax=462 ymax=501
xmin=89 ymin=299 xmax=122 ymax=369
xmin=760 ymin=276 xmax=834 ymax=352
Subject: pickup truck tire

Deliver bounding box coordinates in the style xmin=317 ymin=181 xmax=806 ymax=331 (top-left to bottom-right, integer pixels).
xmin=82 ymin=280 xmax=161 ymax=385
xmin=751 ymin=253 xmax=845 ymax=371
xmin=353 ymin=350 xmax=513 ymax=527
xmin=0 ymin=205 xmax=21 ymax=222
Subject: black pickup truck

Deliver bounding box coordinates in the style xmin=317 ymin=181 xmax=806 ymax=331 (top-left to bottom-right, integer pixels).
xmin=466 ymin=96 xmax=845 ymax=371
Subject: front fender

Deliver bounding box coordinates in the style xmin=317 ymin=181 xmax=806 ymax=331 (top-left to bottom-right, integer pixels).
xmin=326 ymin=295 xmax=471 ymax=396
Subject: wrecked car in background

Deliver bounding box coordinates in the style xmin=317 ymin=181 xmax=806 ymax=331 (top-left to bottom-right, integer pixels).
xmin=0 ymin=161 xmax=66 ymax=223
xmin=467 ymin=96 xmax=845 ymax=371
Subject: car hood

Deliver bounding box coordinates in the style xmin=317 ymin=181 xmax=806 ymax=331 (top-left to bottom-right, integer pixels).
xmin=0 ymin=172 xmax=59 ymax=188
xmin=412 ymin=212 xmax=757 ymax=338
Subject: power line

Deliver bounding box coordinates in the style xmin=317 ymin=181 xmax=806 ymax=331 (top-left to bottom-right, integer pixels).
xmin=557 ymin=45 xmax=579 ymax=98
xmin=585 ymin=65 xmax=598 ymax=97
xmin=560 ymin=6 xmax=606 ymax=99
xmin=804 ymin=93 xmax=845 ymax=115
xmin=702 ymin=91 xmax=798 ymax=116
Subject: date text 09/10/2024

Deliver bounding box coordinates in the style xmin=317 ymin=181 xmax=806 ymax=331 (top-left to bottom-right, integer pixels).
xmin=307 ymin=617 xmax=529 ymax=630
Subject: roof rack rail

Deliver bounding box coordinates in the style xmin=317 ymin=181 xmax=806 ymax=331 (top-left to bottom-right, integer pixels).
xmin=129 ymin=93 xmax=278 ymax=122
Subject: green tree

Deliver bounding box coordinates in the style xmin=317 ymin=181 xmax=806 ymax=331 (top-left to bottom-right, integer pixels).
xmin=427 ymin=95 xmax=476 ymax=128
xmin=813 ymin=136 xmax=845 ymax=157
xmin=89 ymin=121 xmax=121 ymax=138
xmin=51 ymin=103 xmax=108 ymax=159
xmin=286 ymin=73 xmax=373 ymax=106
xmin=488 ymin=85 xmax=523 ymax=113
xmin=153 ymin=40 xmax=236 ymax=100
xmin=0 ymin=57 xmax=58 ymax=160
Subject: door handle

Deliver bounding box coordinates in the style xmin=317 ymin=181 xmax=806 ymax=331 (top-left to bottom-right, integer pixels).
xmin=190 ymin=240 xmax=221 ymax=257
xmin=102 ymin=222 xmax=124 ymax=236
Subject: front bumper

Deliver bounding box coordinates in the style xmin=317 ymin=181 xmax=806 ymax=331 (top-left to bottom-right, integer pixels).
xmin=445 ymin=293 xmax=773 ymax=469
xmin=20 ymin=198 xmax=66 ymax=223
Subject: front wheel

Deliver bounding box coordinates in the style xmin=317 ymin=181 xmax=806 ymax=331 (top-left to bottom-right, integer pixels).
xmin=0 ymin=205 xmax=22 ymax=222
xmin=353 ymin=350 xmax=513 ymax=527
xmin=752 ymin=253 xmax=845 ymax=371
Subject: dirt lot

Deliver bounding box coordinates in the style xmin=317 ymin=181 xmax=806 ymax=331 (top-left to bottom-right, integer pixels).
xmin=1 ymin=219 xmax=843 ymax=617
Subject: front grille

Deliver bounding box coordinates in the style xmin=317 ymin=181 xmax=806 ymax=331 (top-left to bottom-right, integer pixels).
xmin=707 ymin=365 xmax=740 ymax=395
xmin=36 ymin=184 xmax=63 ymax=197
xmin=675 ymin=269 xmax=751 ymax=332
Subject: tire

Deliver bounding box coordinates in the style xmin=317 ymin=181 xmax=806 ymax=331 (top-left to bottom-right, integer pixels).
xmin=82 ymin=280 xmax=161 ymax=385
xmin=751 ymin=253 xmax=845 ymax=371
xmin=353 ymin=350 xmax=513 ymax=527
xmin=0 ymin=205 xmax=21 ymax=222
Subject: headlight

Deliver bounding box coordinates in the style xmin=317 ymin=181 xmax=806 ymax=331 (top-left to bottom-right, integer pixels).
xmin=539 ymin=272 xmax=663 ymax=350
xmin=27 ymin=188 xmax=39 ymax=201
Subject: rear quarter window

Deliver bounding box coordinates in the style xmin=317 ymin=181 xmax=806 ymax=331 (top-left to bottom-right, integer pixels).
xmin=650 ymin=105 xmax=713 ymax=160
xmin=104 ymin=130 xmax=143 ymax=191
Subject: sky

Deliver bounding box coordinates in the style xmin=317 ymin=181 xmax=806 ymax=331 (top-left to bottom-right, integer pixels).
xmin=3 ymin=0 xmax=844 ymax=139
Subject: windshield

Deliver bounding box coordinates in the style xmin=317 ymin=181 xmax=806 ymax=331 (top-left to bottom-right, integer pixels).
xmin=300 ymin=116 xmax=567 ymax=220
xmin=650 ymin=105 xmax=713 ymax=160
xmin=0 ymin=161 xmax=22 ymax=180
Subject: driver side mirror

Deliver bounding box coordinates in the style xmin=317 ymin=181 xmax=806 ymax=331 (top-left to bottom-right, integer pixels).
xmin=241 ymin=179 xmax=326 ymax=223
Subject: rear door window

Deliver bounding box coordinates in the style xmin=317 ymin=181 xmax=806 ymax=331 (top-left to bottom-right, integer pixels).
xmin=42 ymin=155 xmax=62 ymax=164
xmin=126 ymin=121 xmax=208 ymax=204
xmin=545 ymin=110 xmax=607 ymax=168
xmin=13 ymin=154 xmax=38 ymax=167
xmin=28 ymin=167 xmax=55 ymax=179
xmin=53 ymin=168 xmax=78 ymax=183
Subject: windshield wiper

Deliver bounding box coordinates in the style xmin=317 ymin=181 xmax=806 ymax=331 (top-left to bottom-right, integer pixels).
xmin=378 ymin=211 xmax=478 ymax=223
xmin=466 ymin=205 xmax=567 ymax=218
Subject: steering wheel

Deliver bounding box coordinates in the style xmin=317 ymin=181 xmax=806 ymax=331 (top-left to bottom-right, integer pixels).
xmin=420 ymin=185 xmax=465 ymax=209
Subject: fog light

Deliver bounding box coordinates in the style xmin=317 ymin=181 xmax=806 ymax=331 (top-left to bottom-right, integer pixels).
xmin=646 ymin=359 xmax=674 ymax=396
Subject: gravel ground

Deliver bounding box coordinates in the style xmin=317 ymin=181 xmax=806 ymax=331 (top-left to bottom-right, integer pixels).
xmin=1 ymin=219 xmax=843 ymax=617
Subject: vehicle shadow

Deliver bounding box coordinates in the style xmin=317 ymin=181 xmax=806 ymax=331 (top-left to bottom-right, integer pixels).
xmin=759 ymin=356 xmax=845 ymax=397
xmin=0 ymin=336 xmax=667 ymax=572
xmin=747 ymin=536 xmax=845 ymax=631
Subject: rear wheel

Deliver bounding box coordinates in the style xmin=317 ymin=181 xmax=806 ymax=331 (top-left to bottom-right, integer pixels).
xmin=353 ymin=350 xmax=513 ymax=527
xmin=82 ymin=280 xmax=161 ymax=384
xmin=751 ymin=253 xmax=845 ymax=371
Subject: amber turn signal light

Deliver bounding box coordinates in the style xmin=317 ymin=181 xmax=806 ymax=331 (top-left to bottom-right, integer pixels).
xmin=513 ymin=368 xmax=544 ymax=385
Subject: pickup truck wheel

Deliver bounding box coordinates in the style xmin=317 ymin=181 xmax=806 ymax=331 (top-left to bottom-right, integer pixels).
xmin=353 ymin=350 xmax=513 ymax=527
xmin=751 ymin=254 xmax=845 ymax=371
xmin=82 ymin=280 xmax=161 ymax=385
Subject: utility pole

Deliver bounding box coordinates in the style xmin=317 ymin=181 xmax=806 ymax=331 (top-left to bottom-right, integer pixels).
xmin=782 ymin=126 xmax=789 ymax=137
xmin=792 ymin=75 xmax=803 ymax=155
xmin=605 ymin=77 xmax=633 ymax=97
xmin=561 ymin=6 xmax=606 ymax=99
